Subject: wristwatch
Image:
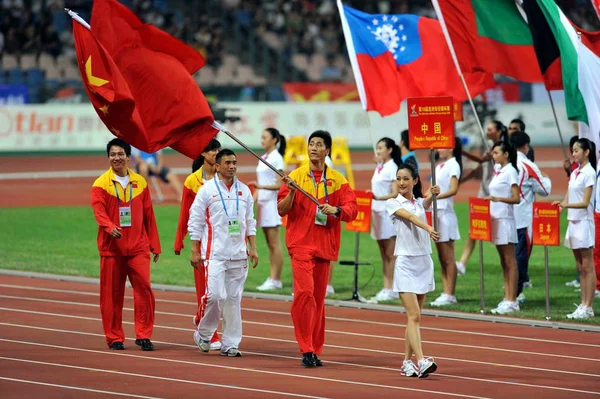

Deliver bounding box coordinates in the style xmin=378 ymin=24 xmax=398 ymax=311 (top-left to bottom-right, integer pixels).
xmin=336 ymin=206 xmax=342 ymax=216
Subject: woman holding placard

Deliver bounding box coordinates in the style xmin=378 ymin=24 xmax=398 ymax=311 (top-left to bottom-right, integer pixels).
xmin=386 ymin=163 xmax=440 ymax=378
xmin=485 ymin=141 xmax=520 ymax=315
xmin=429 ymin=138 xmax=463 ymax=307
xmin=553 ymin=138 xmax=596 ymax=319
xmin=368 ymin=137 xmax=401 ymax=303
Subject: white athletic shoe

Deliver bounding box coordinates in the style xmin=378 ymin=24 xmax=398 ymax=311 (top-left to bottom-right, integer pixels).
xmin=371 ymin=288 xmax=399 ymax=302
xmin=523 ymin=280 xmax=533 ymax=289
xmin=456 ymin=261 xmax=466 ymax=276
xmin=516 ymin=292 xmax=526 ymax=304
xmin=565 ymin=279 xmax=581 ymax=288
xmin=257 ymin=278 xmax=283 ymax=291
xmin=430 ymin=293 xmax=458 ymax=307
xmin=566 ymin=304 xmax=594 ymax=320
xmin=491 ymin=300 xmax=520 ymax=315
xmin=194 ymin=332 xmax=210 ymax=352
xmin=210 ymin=341 xmax=222 ymax=351
xmin=326 ymin=285 xmax=335 ymax=297
xmin=220 ymin=347 xmax=242 ymax=357
xmin=417 ymin=357 xmax=437 ymax=378
xmin=400 ymin=360 xmax=418 ymax=377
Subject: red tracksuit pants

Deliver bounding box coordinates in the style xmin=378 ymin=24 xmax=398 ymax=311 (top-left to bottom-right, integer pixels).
xmin=193 ymin=263 xmax=219 ymax=343
xmin=593 ymin=213 xmax=600 ymax=290
xmin=290 ymin=253 xmax=330 ymax=355
xmin=100 ymin=254 xmax=155 ymax=346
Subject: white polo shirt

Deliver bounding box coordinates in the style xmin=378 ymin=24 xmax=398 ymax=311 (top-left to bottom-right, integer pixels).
xmin=256 ymin=150 xmax=284 ymax=202
xmin=489 ymin=163 xmax=519 ymax=220
xmin=434 ymin=157 xmax=461 ymax=211
xmin=515 ymin=151 xmax=552 ymax=229
xmin=386 ymin=195 xmax=432 ymax=256
xmin=567 ymin=162 xmax=596 ymax=221
xmin=371 ymin=159 xmax=398 ymax=212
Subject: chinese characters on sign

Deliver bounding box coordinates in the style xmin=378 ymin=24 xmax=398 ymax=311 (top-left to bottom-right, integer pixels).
xmin=346 ymin=190 xmax=372 ymax=233
xmin=469 ymin=198 xmax=491 ymax=241
xmin=407 ymin=97 xmax=455 ymax=150
xmin=532 ymin=202 xmax=560 ymax=246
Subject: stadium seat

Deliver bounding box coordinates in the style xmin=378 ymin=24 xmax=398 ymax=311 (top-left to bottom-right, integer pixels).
xmin=232 ymin=65 xmax=256 ymax=86
xmin=7 ymin=68 xmax=24 ymax=85
xmin=292 ymin=54 xmax=309 ymax=71
xmin=26 ymin=68 xmax=45 ymax=86
xmin=27 ymin=87 xmax=40 ymax=103
xmin=222 ymin=54 xmax=240 ymax=68
xmin=214 ymin=65 xmax=234 ymax=86
xmin=194 ymin=65 xmax=215 ymax=86
xmin=39 ymin=53 xmax=56 ymax=72
xmin=20 ymin=54 xmax=38 ymax=70
xmin=1 ymin=54 xmax=19 ymax=70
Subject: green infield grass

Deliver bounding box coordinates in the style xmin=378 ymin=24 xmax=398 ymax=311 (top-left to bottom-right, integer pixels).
xmin=0 ymin=204 xmax=596 ymax=323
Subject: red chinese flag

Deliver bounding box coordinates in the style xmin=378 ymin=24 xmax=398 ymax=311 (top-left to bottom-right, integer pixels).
xmin=72 ymin=21 xmax=146 ymax=148
xmin=90 ymin=0 xmax=217 ymax=159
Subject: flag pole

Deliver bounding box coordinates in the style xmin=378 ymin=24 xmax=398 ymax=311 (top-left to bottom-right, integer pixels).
xmin=65 ymin=8 xmax=90 ymax=29
xmin=546 ymin=90 xmax=569 ymax=159
xmin=431 ymin=0 xmax=489 ymax=151
xmin=211 ymin=121 xmax=320 ymax=206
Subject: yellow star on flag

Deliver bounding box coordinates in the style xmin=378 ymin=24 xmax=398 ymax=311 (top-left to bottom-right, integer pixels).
xmin=111 ymin=127 xmax=121 ymax=137
xmin=85 ymin=55 xmax=109 ymax=87
xmin=99 ymin=104 xmax=109 ymax=116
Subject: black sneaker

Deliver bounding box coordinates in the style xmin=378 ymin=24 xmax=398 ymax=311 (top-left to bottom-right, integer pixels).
xmin=135 ymin=339 xmax=155 ymax=351
xmin=313 ymin=354 xmax=323 ymax=367
xmin=109 ymin=341 xmax=124 ymax=350
xmin=301 ymin=352 xmax=316 ymax=368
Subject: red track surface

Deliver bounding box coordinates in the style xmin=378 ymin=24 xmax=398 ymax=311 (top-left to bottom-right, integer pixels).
xmin=0 ymin=275 xmax=599 ymax=398
xmin=0 ymin=148 xmax=568 ymax=207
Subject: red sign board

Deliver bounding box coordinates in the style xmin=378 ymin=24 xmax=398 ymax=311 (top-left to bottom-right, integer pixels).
xmin=346 ymin=190 xmax=372 ymax=233
xmin=532 ymin=202 xmax=560 ymax=246
xmin=407 ymin=97 xmax=456 ymax=150
xmin=469 ymin=198 xmax=491 ymax=241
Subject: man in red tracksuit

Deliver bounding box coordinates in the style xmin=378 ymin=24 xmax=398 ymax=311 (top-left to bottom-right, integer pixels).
xmin=174 ymin=139 xmax=221 ymax=350
xmin=278 ymin=130 xmax=357 ymax=367
xmin=91 ymin=138 xmax=161 ymax=351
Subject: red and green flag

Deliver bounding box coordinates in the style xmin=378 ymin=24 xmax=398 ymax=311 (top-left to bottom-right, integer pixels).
xmin=433 ymin=0 xmax=544 ymax=83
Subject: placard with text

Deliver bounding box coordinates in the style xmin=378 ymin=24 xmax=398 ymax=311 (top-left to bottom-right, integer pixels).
xmin=532 ymin=202 xmax=560 ymax=246
xmin=346 ymin=190 xmax=372 ymax=233
xmin=407 ymin=96 xmax=455 ymax=150
xmin=469 ymin=198 xmax=491 ymax=241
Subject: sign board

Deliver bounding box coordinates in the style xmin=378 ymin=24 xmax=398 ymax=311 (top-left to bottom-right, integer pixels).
xmin=407 ymin=96 xmax=455 ymax=150
xmin=532 ymin=202 xmax=560 ymax=246
xmin=469 ymin=197 xmax=491 ymax=241
xmin=346 ymin=190 xmax=372 ymax=233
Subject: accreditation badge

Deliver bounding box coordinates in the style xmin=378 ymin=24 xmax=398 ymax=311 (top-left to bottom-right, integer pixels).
xmin=315 ymin=206 xmax=327 ymax=226
xmin=228 ymin=217 xmax=241 ymax=236
xmin=119 ymin=207 xmax=132 ymax=227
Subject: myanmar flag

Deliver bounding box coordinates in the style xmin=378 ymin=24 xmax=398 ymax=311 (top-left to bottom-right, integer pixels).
xmin=523 ymin=0 xmax=600 ymax=153
xmin=433 ymin=0 xmax=543 ymax=83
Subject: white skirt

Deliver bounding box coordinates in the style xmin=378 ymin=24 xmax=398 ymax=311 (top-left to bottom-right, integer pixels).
xmin=370 ymin=210 xmax=396 ymax=240
xmin=257 ymin=199 xmax=282 ymax=228
xmin=435 ymin=209 xmax=460 ymax=243
xmin=491 ymin=218 xmax=518 ymax=245
xmin=393 ymin=254 xmax=435 ymax=295
xmin=565 ymin=219 xmax=595 ymax=249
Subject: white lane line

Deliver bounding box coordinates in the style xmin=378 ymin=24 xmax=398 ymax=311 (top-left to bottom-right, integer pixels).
xmin=1 ymin=307 xmax=598 ymax=379
xmin=1 ymin=284 xmax=597 ymax=348
xmin=0 ymin=338 xmax=490 ymax=399
xmin=0 ymin=376 xmax=165 ymax=399
xmin=2 ymin=322 xmax=598 ymax=396
xmin=0 ymin=358 xmax=329 ymax=399
xmin=1 ymin=295 xmax=597 ymax=363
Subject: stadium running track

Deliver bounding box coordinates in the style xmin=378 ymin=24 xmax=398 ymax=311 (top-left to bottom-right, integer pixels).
xmin=2 ymin=147 xmax=599 ymax=397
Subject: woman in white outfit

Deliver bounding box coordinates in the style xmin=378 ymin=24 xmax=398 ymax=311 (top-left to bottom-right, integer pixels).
xmin=485 ymin=141 xmax=520 ymax=315
xmin=369 ymin=138 xmax=401 ymax=302
xmin=429 ymin=138 xmax=462 ymax=307
xmin=553 ymin=138 xmax=596 ymax=319
xmin=252 ymin=128 xmax=286 ymax=292
xmin=386 ymin=163 xmax=440 ymax=378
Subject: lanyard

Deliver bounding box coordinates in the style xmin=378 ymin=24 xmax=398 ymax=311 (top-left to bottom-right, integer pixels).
xmin=114 ymin=181 xmax=133 ymax=206
xmin=310 ymin=168 xmax=328 ymax=204
xmin=202 ymin=168 xmax=206 ymax=182
xmin=214 ymin=177 xmax=239 ymax=217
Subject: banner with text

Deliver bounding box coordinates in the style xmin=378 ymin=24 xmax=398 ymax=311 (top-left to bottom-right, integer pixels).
xmin=346 ymin=190 xmax=372 ymax=233
xmin=407 ymin=97 xmax=455 ymax=150
xmin=532 ymin=202 xmax=560 ymax=246
xmin=469 ymin=198 xmax=491 ymax=241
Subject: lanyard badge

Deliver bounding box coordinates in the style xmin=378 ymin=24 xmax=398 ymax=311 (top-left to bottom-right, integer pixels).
xmin=311 ymin=168 xmax=329 ymax=226
xmin=114 ymin=182 xmax=133 ymax=227
xmin=214 ymin=178 xmax=241 ymax=236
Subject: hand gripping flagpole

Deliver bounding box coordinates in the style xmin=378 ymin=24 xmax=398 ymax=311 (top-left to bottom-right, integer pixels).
xmin=211 ymin=121 xmax=320 ymax=206
xmin=431 ymin=0 xmax=489 ymax=152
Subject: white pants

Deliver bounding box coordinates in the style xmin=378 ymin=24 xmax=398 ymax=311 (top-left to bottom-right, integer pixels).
xmin=197 ymin=259 xmax=248 ymax=351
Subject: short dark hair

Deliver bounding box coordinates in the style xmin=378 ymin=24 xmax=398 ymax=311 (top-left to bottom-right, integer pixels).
xmin=400 ymin=129 xmax=410 ymax=150
xmin=569 ymin=135 xmax=578 ymax=150
xmin=106 ymin=138 xmax=131 ymax=156
xmin=509 ymin=131 xmax=530 ymax=149
xmin=216 ymin=148 xmax=236 ymax=163
xmin=308 ymin=130 xmax=332 ymax=149
xmin=192 ymin=138 xmax=222 ymax=172
xmin=510 ymin=118 xmax=526 ymax=132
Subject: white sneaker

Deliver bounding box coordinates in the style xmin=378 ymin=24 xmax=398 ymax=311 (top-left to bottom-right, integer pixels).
xmin=565 ymin=279 xmax=581 ymax=288
xmin=371 ymin=288 xmax=399 ymax=302
xmin=326 ymin=285 xmax=335 ymax=297
xmin=523 ymin=280 xmax=533 ymax=289
xmin=456 ymin=261 xmax=466 ymax=276
xmin=193 ymin=331 xmax=210 ymax=352
xmin=566 ymin=304 xmax=594 ymax=319
xmin=417 ymin=357 xmax=437 ymax=378
xmin=491 ymin=300 xmax=520 ymax=315
xmin=430 ymin=293 xmax=458 ymax=307
xmin=257 ymin=278 xmax=283 ymax=291
xmin=400 ymin=360 xmax=418 ymax=377
xmin=210 ymin=341 xmax=222 ymax=351
xmin=517 ymin=292 xmax=526 ymax=304
xmin=220 ymin=347 xmax=242 ymax=357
